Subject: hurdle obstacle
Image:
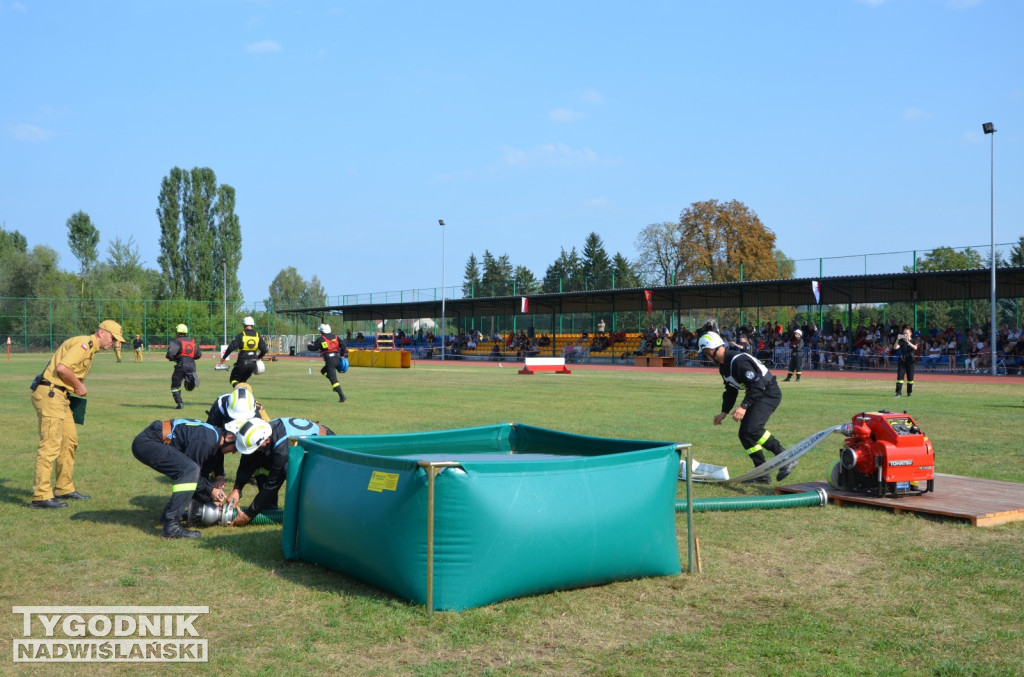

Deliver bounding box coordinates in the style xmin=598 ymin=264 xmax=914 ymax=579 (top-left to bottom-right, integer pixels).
xmin=518 ymin=357 xmax=572 ymax=375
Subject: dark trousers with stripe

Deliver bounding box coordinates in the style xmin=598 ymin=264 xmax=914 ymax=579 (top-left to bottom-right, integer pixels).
xmin=896 ymin=360 xmax=915 ymax=395
xmin=738 ymin=382 xmax=785 ymax=466
xmin=229 ymin=359 xmax=257 ymax=387
xmin=131 ymin=429 xmax=200 ymax=525
xmin=320 ymin=356 xmax=345 ymax=398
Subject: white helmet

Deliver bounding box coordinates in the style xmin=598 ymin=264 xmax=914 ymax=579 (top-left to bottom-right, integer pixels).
xmin=224 ymin=387 xmax=256 ymax=420
xmin=794 ymin=329 xmax=803 ymax=337
xmin=319 ymin=323 xmax=331 ymax=334
xmin=176 ymin=323 xmax=188 ymax=334
xmin=698 ymin=332 xmax=725 ymax=353
xmin=243 ymin=316 xmax=255 ymax=326
xmin=225 ymin=418 xmax=272 ymax=454
xmin=255 ymin=359 xmax=266 ymax=375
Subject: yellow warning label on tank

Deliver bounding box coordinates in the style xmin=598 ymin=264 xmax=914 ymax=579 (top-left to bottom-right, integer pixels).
xmin=367 ymin=471 xmax=399 ymax=493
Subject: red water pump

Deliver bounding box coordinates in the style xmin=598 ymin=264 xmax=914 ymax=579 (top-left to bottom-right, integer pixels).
xmin=829 ymin=411 xmax=935 ymax=498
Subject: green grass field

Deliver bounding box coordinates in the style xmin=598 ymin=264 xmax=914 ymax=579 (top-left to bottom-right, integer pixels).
xmin=2 ymin=353 xmax=1023 ymax=676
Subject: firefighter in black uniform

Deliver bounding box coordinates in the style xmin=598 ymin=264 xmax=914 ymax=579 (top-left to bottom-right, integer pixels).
xmin=893 ymin=326 xmax=918 ymax=398
xmin=219 ymin=316 xmax=267 ymax=387
xmin=131 ymin=419 xmax=240 ymax=539
xmin=206 ymin=384 xmax=270 ymax=428
xmin=699 ymin=330 xmax=796 ymax=484
xmin=783 ymin=328 xmax=804 ymax=382
xmin=225 ymin=417 xmax=336 ymax=526
xmin=307 ymin=323 xmax=349 ymax=402
xmin=167 ymin=323 xmax=201 ymax=409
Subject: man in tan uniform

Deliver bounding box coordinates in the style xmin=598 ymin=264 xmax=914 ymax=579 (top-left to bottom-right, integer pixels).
xmin=30 ymin=320 xmax=125 ymax=508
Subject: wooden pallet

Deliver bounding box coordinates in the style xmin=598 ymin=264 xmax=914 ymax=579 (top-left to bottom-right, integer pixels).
xmin=777 ymin=473 xmax=1024 ymax=527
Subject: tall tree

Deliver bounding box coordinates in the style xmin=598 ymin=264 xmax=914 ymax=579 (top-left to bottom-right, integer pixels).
xmin=914 ymin=246 xmax=984 ymax=272
xmin=462 ymin=253 xmax=481 ymax=297
xmin=634 ymin=221 xmax=688 ymax=285
xmin=678 ymin=200 xmax=781 ymax=283
xmin=267 ymin=266 xmax=326 ymax=309
xmin=512 ymin=265 xmax=539 ymax=295
xmin=214 ymin=184 xmax=242 ymax=305
xmin=1010 ymin=236 xmax=1024 ymax=267
xmin=157 ymin=168 xmax=185 ymax=298
xmin=611 ymin=253 xmax=641 ymax=289
xmin=581 ymin=232 xmax=613 ymax=290
xmin=66 ymin=210 xmax=100 ymax=280
xmin=156 ymin=166 xmax=241 ymax=301
xmin=542 ymin=247 xmax=583 ymax=292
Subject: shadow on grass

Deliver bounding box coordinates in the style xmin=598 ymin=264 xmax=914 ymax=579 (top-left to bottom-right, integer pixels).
xmin=200 ymin=528 xmax=411 ymax=608
xmin=0 ymin=477 xmax=33 ymax=506
xmin=69 ymin=494 xmax=167 ymax=535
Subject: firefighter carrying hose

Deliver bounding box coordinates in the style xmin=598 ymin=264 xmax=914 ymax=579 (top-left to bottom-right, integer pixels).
xmin=699 ymin=330 xmax=796 ymax=484
xmin=307 ymin=323 xmax=349 ymax=403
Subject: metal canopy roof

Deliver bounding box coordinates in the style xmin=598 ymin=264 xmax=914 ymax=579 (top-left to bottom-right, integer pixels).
xmin=278 ymin=267 xmax=1024 ymax=323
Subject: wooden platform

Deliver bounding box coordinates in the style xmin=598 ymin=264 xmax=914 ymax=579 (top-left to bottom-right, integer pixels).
xmin=777 ymin=473 xmax=1024 ymax=527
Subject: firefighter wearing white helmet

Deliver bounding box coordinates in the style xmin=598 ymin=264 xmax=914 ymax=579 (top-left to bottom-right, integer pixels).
xmin=224 ymin=417 xmax=335 ymax=526
xmin=219 ymin=315 xmax=268 ymax=387
xmin=166 ymin=323 xmax=202 ymax=409
xmin=205 ymin=384 xmax=270 ymax=429
xmin=783 ymin=327 xmax=805 ymax=382
xmin=307 ymin=321 xmax=350 ymax=403
xmin=699 ymin=330 xmax=796 ymax=483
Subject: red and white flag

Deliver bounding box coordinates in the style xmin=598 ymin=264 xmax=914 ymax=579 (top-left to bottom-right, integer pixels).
xmin=811 ymin=280 xmax=821 ymax=304
xmin=521 ymin=297 xmax=529 ymax=313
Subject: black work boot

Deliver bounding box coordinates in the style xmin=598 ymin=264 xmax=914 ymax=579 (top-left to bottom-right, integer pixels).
xmin=743 ymin=452 xmax=771 ymax=485
xmin=162 ymin=521 xmax=201 ymax=539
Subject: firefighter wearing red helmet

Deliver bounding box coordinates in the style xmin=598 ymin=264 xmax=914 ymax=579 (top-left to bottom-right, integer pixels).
xmin=699 ymin=331 xmax=796 ymax=484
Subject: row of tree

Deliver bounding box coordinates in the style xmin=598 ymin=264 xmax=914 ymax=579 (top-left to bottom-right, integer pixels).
xmin=4 ymin=168 xmax=1022 ymax=328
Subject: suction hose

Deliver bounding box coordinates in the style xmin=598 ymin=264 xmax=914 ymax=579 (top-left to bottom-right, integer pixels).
xmin=675 ymin=487 xmax=828 ymax=513
xmin=250 ymin=509 xmax=284 ymax=525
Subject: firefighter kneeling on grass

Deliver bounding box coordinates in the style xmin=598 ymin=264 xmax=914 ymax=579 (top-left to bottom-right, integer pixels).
xmin=131 ymin=418 xmax=260 ymax=539
xmin=225 ymin=417 xmax=336 ymax=526
xmin=308 ymin=323 xmax=349 ymax=403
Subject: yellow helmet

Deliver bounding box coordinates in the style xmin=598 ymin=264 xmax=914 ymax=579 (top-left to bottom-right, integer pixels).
xmin=176 ymin=324 xmax=188 ymax=334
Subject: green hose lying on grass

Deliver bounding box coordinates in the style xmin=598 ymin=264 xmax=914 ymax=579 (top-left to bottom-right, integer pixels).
xmin=675 ymin=488 xmax=827 ymax=513
xmin=252 ymin=492 xmax=827 ymax=524
xmin=250 ymin=509 xmax=284 ymax=525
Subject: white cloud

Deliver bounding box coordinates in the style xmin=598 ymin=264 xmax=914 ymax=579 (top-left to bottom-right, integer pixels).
xmin=7 ymin=123 xmax=55 ymax=141
xmin=580 ymin=88 xmax=605 ymax=105
xmin=245 ymin=40 xmax=282 ymax=54
xmin=500 ymin=143 xmax=612 ymax=168
xmin=903 ymin=107 xmax=930 ymax=120
xmin=584 ymin=197 xmax=611 ymax=208
xmin=550 ymin=107 xmax=584 ymax=123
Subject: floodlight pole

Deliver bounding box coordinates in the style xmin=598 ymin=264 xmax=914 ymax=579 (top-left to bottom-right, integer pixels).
xmin=439 ymin=219 xmax=446 ymax=362
xmin=222 ymin=254 xmax=228 ymax=347
xmin=983 ymin=122 xmax=996 ymax=375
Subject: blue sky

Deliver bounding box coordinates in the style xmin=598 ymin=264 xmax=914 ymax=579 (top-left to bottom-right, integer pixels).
xmin=2 ymin=0 xmax=1021 ymax=305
